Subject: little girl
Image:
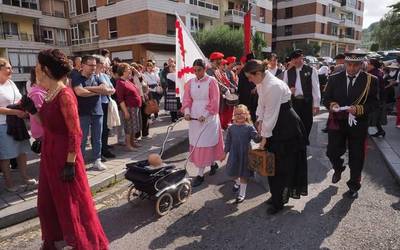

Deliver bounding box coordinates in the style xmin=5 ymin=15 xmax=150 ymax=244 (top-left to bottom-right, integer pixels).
xmin=221 ymin=104 xmax=261 ymax=203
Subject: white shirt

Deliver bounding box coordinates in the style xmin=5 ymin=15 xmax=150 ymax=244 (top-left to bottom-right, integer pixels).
xmin=268 ymin=67 xmax=278 ymax=76
xmin=346 ymin=71 xmax=361 ymax=95
xmin=0 ymin=80 xmax=22 ymax=125
xmin=318 ymin=65 xmax=330 ymax=76
xmin=256 ymin=71 xmax=292 ymax=138
xmin=143 ymin=71 xmax=160 ymax=91
xmin=283 ymin=65 xmax=321 ymax=107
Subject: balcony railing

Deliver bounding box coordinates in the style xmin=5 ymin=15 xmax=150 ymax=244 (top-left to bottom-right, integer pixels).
xmin=0 ymin=32 xmax=35 ymax=42
xmin=71 ymin=36 xmax=99 ymax=46
xmin=42 ymin=11 xmax=66 ymax=18
xmin=189 ymin=0 xmax=219 ymax=11
xmin=224 ymin=9 xmax=256 ymax=19
xmin=339 ymin=34 xmax=354 ymax=40
xmin=42 ymin=39 xmax=69 ymax=47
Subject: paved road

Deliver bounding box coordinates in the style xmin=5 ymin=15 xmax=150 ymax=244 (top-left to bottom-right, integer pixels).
xmin=1 ymin=114 xmax=400 ymax=249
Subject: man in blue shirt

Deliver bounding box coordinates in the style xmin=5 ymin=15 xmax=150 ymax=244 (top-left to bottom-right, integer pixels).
xmin=71 ymin=55 xmax=114 ymax=171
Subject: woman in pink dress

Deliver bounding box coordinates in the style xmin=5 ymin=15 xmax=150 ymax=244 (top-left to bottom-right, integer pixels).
xmin=23 ymin=49 xmax=108 ymax=249
xmin=182 ymin=59 xmax=224 ymax=187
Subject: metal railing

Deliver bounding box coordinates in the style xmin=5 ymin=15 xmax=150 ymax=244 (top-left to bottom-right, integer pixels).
xmin=42 ymin=11 xmax=66 ymax=18
xmin=0 ymin=32 xmax=35 ymax=42
xmin=189 ymin=0 xmax=219 ymax=11
xmin=224 ymin=9 xmax=256 ymax=19
xmin=71 ymin=36 xmax=99 ymax=46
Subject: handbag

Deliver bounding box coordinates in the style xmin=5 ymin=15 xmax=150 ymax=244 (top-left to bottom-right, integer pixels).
xmin=144 ymin=99 xmax=159 ymax=115
xmin=31 ymin=139 xmax=41 ymax=154
xmin=248 ymin=149 xmax=275 ymax=176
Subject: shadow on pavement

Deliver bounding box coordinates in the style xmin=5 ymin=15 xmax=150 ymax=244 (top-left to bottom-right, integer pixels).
xmin=148 ymin=185 xmax=354 ymax=249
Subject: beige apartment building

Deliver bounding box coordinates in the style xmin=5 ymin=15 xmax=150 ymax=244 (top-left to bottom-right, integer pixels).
xmin=272 ymin=0 xmax=364 ymax=57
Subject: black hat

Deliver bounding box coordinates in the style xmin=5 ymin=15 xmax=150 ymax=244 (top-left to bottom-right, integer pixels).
xmin=344 ymin=49 xmax=367 ymax=62
xmin=290 ymin=49 xmax=303 ymax=59
xmin=334 ymin=53 xmax=345 ymax=60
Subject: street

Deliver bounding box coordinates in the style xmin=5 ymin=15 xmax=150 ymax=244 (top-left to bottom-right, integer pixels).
xmin=1 ymin=113 xmax=399 ymax=249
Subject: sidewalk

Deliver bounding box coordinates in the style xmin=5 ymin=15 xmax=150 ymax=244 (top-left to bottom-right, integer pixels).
xmin=371 ymin=116 xmax=400 ymax=185
xmin=0 ymin=113 xmax=188 ymax=229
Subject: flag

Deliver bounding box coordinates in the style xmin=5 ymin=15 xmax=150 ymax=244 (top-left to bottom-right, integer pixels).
xmin=175 ymin=14 xmax=207 ymax=100
xmin=244 ymin=9 xmax=252 ymax=55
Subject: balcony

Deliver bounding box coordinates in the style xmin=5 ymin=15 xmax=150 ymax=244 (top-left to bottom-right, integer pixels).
xmin=0 ymin=0 xmax=42 ymax=18
xmin=188 ymin=0 xmax=220 ymax=19
xmin=71 ymin=36 xmax=99 ymax=52
xmin=42 ymin=11 xmax=66 ymax=18
xmin=339 ymin=18 xmax=354 ymax=26
xmin=224 ymin=9 xmax=256 ymax=24
xmin=0 ymin=32 xmax=46 ymax=49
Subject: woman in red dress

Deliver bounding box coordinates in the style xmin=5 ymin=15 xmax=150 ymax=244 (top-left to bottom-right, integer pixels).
xmin=24 ymin=49 xmax=109 ymax=249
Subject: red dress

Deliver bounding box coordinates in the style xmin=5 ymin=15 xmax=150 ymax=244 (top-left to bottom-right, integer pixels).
xmin=215 ymin=69 xmax=234 ymax=129
xmin=38 ymin=88 xmax=109 ymax=249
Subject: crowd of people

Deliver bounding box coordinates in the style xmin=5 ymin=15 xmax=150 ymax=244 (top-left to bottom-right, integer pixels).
xmin=0 ymin=45 xmax=398 ymax=248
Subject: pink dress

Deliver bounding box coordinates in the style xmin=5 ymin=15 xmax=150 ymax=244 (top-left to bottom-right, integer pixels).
xmin=38 ymin=88 xmax=108 ymax=249
xmin=181 ymin=75 xmax=224 ymax=168
xmin=28 ymin=85 xmax=46 ymax=139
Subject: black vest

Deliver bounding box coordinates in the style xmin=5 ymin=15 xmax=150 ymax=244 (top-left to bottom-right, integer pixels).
xmin=287 ymin=65 xmax=313 ymax=100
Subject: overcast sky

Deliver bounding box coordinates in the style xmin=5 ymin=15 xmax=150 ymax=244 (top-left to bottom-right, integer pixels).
xmin=363 ymin=0 xmax=398 ymax=28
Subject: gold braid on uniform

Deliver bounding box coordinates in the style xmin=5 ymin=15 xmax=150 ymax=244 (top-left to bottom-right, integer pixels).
xmin=351 ymin=74 xmax=372 ymax=116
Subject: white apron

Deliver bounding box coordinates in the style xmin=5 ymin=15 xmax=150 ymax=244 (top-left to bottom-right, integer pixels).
xmin=188 ymin=77 xmax=219 ymax=147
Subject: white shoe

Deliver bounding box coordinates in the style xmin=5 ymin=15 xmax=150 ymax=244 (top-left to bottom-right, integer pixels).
xmin=155 ymin=117 xmax=162 ymax=122
xmin=92 ymin=159 xmax=107 ymax=171
xmin=142 ymin=135 xmax=152 ymax=140
xmin=25 ymin=178 xmax=38 ymax=186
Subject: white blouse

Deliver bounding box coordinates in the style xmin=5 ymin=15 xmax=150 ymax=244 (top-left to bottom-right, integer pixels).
xmin=256 ymin=71 xmax=291 ymax=138
xmin=0 ymin=80 xmax=22 ymax=125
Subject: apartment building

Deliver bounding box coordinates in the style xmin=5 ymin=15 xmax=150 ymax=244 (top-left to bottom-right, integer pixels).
xmin=272 ymin=0 xmax=364 ymax=57
xmin=95 ymin=0 xmax=273 ymax=65
xmin=0 ymin=0 xmax=70 ymax=89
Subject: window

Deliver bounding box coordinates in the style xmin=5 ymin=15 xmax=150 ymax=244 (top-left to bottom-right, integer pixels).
xmin=321 ymin=23 xmax=325 ymax=34
xmin=3 ymin=22 xmax=19 ymax=36
xmin=331 ymin=25 xmax=338 ymax=36
xmin=190 ymin=15 xmax=199 ymax=32
xmin=90 ymin=20 xmax=98 ymax=41
xmin=42 ymin=29 xmax=54 ymax=43
xmin=69 ymin=0 xmax=76 ymax=16
xmin=167 ymin=14 xmax=176 ymax=36
xmin=70 ymin=24 xmax=79 ymax=44
xmin=8 ymin=51 xmax=37 ymax=74
xmin=56 ymin=29 xmax=68 ymax=46
xmin=108 ymin=18 xmax=117 ymax=39
xmin=284 ymin=25 xmax=292 ymax=36
xmin=21 ymin=0 xmax=37 ymax=9
xmin=285 ymin=7 xmax=293 ymax=19
xmin=107 ymin=0 xmax=116 ymax=4
xmin=88 ymin=0 xmax=96 ymax=12
xmin=322 ymin=5 xmax=326 ymax=16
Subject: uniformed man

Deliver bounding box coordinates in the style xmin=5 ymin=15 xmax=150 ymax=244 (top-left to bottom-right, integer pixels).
xmin=324 ymin=50 xmax=378 ymax=199
xmin=283 ymin=49 xmax=321 ymax=144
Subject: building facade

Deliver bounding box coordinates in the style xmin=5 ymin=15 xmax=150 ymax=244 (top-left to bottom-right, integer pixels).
xmin=272 ymin=0 xmax=364 ymax=57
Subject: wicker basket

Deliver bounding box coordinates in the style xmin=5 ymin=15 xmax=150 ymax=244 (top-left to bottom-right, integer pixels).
xmin=248 ymin=149 xmax=275 ymax=176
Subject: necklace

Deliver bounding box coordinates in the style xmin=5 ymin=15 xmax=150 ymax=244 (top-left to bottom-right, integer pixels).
xmin=45 ymin=84 xmax=63 ymax=102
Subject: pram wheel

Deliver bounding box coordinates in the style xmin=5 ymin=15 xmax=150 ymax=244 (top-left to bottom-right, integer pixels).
xmin=176 ymin=183 xmax=191 ymax=204
xmin=155 ymin=192 xmax=173 ymax=216
xmin=127 ymin=185 xmax=142 ymax=205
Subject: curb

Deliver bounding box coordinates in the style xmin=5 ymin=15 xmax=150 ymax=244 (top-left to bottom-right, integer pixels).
xmin=371 ymin=137 xmax=400 ymax=185
xmin=0 ymin=133 xmax=188 ymax=230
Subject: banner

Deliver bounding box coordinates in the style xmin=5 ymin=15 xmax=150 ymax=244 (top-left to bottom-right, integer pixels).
xmin=244 ymin=10 xmax=252 ymax=55
xmin=175 ymin=15 xmax=207 ymax=100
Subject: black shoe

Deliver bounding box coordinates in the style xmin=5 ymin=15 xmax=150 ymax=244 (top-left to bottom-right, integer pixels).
xmin=371 ymin=131 xmax=385 ymax=138
xmin=232 ymin=184 xmax=240 ymax=193
xmin=10 ymin=158 xmax=18 ymax=170
xmin=235 ymin=195 xmax=245 ymax=204
xmin=192 ymin=176 xmax=204 ymax=187
xmin=101 ymin=156 xmax=107 ymax=162
xmin=209 ymin=163 xmax=218 ymax=176
xmin=332 ymin=166 xmax=345 ymax=184
xmin=266 ymin=206 xmax=282 ymax=215
xmin=265 ymin=197 xmax=273 ymax=205
xmin=343 ymin=190 xmax=358 ymax=199
xmin=102 ymin=150 xmax=116 ymax=158
xmin=321 ymin=128 xmax=328 ymax=133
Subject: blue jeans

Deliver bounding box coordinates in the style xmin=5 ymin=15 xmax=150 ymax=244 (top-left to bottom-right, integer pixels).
xmin=80 ymin=115 xmax=103 ymax=161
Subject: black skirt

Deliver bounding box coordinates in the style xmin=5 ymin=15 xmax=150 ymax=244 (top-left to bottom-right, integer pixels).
xmin=267 ymin=101 xmax=308 ymax=203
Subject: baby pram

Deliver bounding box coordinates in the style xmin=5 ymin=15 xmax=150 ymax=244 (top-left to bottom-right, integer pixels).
xmin=125 ymin=118 xmax=192 ymax=216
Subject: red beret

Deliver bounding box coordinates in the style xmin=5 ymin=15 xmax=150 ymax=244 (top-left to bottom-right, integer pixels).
xmin=221 ymin=59 xmax=228 ymax=65
xmin=240 ymin=56 xmax=247 ymax=64
xmin=226 ymin=56 xmax=237 ymax=64
xmin=209 ymin=52 xmax=224 ymax=60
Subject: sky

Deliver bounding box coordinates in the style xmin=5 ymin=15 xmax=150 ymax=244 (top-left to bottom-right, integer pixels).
xmin=363 ymin=0 xmax=398 ymax=28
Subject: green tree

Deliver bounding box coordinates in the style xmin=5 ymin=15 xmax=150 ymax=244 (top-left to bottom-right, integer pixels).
xmin=252 ymin=31 xmax=267 ymax=59
xmin=194 ymin=25 xmax=244 ymax=59
xmin=370 ymin=43 xmax=379 ymax=51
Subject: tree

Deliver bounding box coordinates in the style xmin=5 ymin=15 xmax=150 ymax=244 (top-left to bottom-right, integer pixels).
xmin=371 ymin=11 xmax=400 ymax=49
xmin=194 ymin=25 xmax=244 ymax=59
xmin=370 ymin=43 xmax=379 ymax=51
xmin=252 ymin=31 xmax=267 ymax=59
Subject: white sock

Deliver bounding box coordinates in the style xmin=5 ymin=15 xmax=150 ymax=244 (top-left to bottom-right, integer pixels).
xmin=197 ymin=168 xmax=205 ymax=177
xmin=239 ymin=183 xmax=247 ymax=198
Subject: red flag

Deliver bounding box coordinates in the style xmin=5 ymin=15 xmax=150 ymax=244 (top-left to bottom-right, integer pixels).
xmin=244 ymin=10 xmax=252 ymax=55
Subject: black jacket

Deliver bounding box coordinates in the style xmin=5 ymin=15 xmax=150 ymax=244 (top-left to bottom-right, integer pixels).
xmin=6 ymin=104 xmax=30 ymax=141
